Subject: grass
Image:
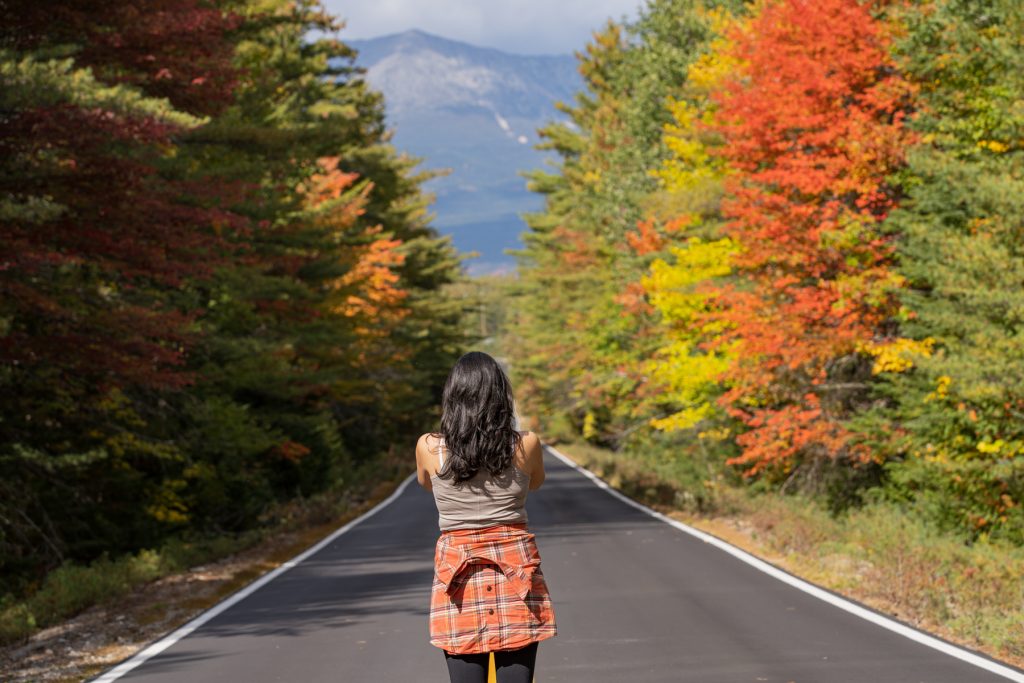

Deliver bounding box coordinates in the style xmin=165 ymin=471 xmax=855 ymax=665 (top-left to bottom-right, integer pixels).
xmin=553 ymin=438 xmax=1024 ymax=669
xmin=0 ymin=472 xmax=407 ymax=649
xmin=0 ymin=536 xmax=252 ymax=645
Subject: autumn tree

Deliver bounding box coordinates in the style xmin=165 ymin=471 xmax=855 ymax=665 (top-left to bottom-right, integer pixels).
xmin=0 ymin=0 xmax=247 ymax=579
xmin=0 ymin=0 xmax=468 ymax=593
xmin=509 ymin=0 xmax=745 ymax=445
xmin=701 ymin=0 xmax=918 ymax=491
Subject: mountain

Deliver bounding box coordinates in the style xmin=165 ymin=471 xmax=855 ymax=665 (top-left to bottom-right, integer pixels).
xmin=345 ymin=30 xmax=581 ymax=275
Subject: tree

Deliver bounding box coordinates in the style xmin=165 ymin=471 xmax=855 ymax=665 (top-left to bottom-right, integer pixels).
xmin=703 ymin=0 xmax=917 ymax=486
xmin=863 ymin=0 xmax=1024 ymax=540
xmin=0 ymin=0 xmax=247 ymax=579
xmin=0 ymin=0 xmax=469 ymax=592
xmin=509 ymin=0 xmax=742 ymax=446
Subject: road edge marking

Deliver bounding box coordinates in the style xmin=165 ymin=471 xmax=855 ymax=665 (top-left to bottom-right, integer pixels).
xmin=544 ymin=444 xmax=1024 ymax=683
xmin=88 ymin=473 xmax=418 ymax=683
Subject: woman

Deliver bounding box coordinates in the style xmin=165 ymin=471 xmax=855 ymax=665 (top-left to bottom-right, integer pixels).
xmin=415 ymin=351 xmax=557 ymax=683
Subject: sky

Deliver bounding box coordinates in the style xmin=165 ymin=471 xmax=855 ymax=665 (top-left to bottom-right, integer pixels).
xmin=323 ymin=0 xmax=645 ymax=55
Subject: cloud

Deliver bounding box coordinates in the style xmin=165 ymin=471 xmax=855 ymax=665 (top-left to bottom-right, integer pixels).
xmin=324 ymin=0 xmax=644 ymax=55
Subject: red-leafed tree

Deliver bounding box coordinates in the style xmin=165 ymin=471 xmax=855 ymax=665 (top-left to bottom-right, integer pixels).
xmin=0 ymin=1 xmax=246 ymax=435
xmin=703 ymin=0 xmax=917 ymax=480
xmin=1 ymin=0 xmax=241 ymax=115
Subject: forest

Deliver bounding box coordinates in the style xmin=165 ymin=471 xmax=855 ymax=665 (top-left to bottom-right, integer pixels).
xmin=507 ymin=0 xmax=1023 ymax=546
xmin=502 ymin=0 xmax=1023 ymax=657
xmin=1 ymin=0 xmax=1022 ymax=666
xmin=0 ymin=0 xmax=474 ymax=641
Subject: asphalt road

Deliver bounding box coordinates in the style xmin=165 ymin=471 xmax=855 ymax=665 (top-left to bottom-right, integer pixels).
xmin=100 ymin=447 xmax=1023 ymax=682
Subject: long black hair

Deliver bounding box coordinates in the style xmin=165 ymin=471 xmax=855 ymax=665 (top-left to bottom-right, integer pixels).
xmin=433 ymin=351 xmax=524 ymax=484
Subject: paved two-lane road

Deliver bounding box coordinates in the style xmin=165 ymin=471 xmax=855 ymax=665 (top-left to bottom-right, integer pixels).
xmin=98 ymin=448 xmax=1023 ymax=682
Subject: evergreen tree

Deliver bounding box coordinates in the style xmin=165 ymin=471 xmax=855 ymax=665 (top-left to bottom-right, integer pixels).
xmin=863 ymin=0 xmax=1024 ymax=541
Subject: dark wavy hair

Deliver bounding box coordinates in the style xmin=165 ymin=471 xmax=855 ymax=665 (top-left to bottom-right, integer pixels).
xmin=433 ymin=351 xmax=523 ymax=484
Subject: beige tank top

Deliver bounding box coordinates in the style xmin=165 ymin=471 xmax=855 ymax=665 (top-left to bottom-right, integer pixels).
xmin=430 ymin=437 xmax=530 ymax=531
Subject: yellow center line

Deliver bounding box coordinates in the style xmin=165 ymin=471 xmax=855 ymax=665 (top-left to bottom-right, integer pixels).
xmin=487 ymin=652 xmax=535 ymax=682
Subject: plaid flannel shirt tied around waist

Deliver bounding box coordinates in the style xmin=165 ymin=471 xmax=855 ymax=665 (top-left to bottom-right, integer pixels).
xmin=428 ymin=523 xmax=557 ymax=654
xmin=435 ymin=529 xmax=538 ymax=600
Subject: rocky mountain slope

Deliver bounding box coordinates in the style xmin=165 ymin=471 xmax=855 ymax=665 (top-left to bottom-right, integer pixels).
xmin=346 ymin=30 xmax=580 ymax=275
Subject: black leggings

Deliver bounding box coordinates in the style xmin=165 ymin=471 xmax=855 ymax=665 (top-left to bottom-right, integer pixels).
xmin=444 ymin=641 xmax=538 ymax=683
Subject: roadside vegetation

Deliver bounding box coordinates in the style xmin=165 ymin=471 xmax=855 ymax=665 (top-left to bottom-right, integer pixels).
xmin=501 ymin=0 xmax=1024 ymax=668
xmin=0 ymin=0 xmax=480 ymax=649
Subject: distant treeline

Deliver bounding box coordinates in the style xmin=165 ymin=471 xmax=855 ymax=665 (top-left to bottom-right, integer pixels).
xmin=0 ymin=0 xmax=471 ymax=596
xmin=507 ymin=0 xmax=1024 ymax=542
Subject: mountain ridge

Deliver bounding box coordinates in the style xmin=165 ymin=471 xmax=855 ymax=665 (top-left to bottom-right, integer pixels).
xmin=344 ymin=30 xmax=581 ymax=275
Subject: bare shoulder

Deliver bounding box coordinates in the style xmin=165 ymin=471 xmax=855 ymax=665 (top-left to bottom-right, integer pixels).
xmin=418 ymin=432 xmax=442 ymax=455
xmin=415 ymin=433 xmax=442 ymax=488
xmin=416 ymin=433 xmax=442 ymax=461
xmin=515 ymin=430 xmax=542 ymax=463
xmin=515 ymin=429 xmax=539 ymax=448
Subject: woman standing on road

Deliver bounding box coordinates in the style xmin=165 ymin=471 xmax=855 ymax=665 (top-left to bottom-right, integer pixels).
xmin=415 ymin=351 xmax=557 ymax=683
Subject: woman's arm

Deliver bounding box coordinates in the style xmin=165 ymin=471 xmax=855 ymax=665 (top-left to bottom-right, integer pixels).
xmin=524 ymin=432 xmax=545 ymax=490
xmin=415 ymin=434 xmax=433 ymax=492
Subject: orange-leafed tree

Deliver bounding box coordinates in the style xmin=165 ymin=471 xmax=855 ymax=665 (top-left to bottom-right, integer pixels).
xmin=299 ymin=155 xmax=411 ymax=366
xmin=705 ymin=0 xmax=918 ymax=481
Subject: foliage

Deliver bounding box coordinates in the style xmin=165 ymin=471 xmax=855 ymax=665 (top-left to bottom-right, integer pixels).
xmin=507 ymin=0 xmax=1024 ymax=541
xmin=860 ymin=0 xmax=1024 ymax=541
xmin=0 ymin=0 xmax=468 ymax=601
xmin=640 ymin=3 xmax=748 ymax=436
xmin=508 ymin=0 xmax=747 ymax=447
xmin=700 ymin=0 xmax=917 ymax=483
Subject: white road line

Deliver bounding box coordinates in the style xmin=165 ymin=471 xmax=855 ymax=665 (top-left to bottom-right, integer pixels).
xmin=89 ymin=473 xmax=418 ymax=683
xmin=544 ymin=444 xmax=1024 ymax=683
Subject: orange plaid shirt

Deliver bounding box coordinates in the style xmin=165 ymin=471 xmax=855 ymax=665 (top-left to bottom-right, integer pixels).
xmin=429 ymin=523 xmax=557 ymax=654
